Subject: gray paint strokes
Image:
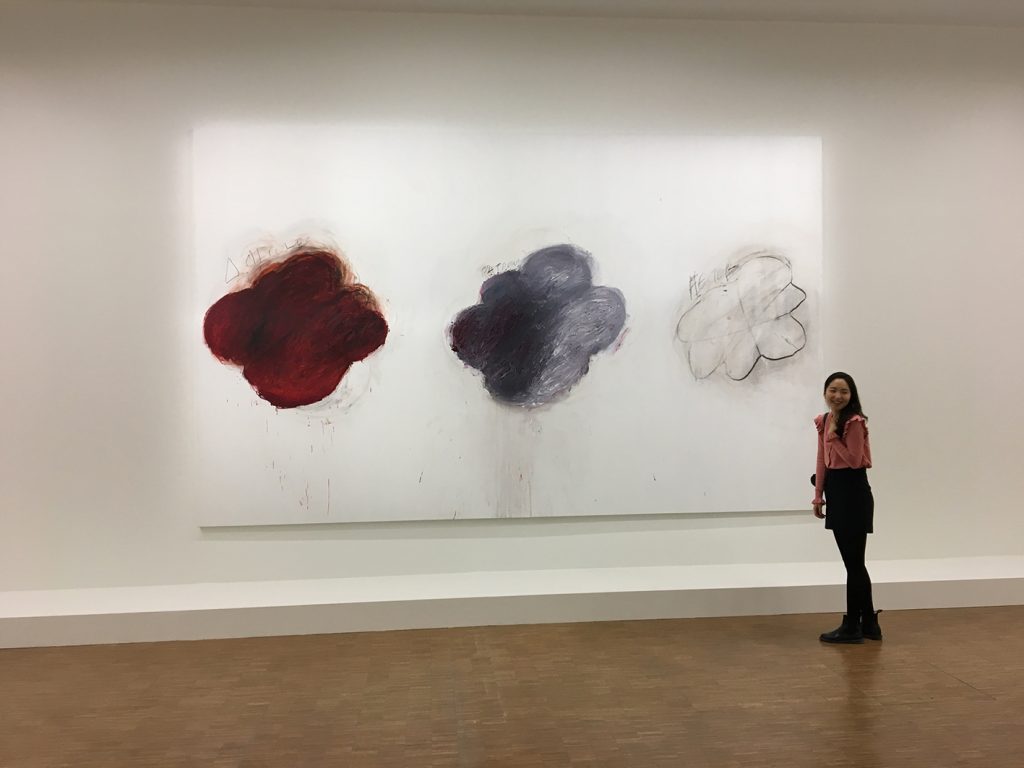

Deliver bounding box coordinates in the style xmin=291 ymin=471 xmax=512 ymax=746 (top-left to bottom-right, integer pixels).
xmin=450 ymin=244 xmax=627 ymax=407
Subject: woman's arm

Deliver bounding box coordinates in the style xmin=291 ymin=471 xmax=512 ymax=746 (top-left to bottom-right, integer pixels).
xmin=826 ymin=416 xmax=869 ymax=468
xmin=813 ymin=416 xmax=826 ymax=505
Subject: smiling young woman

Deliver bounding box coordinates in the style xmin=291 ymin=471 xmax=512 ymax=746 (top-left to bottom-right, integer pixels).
xmin=812 ymin=371 xmax=881 ymax=644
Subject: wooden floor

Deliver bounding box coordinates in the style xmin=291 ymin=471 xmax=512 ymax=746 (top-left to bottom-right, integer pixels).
xmin=2 ymin=606 xmax=1022 ymax=767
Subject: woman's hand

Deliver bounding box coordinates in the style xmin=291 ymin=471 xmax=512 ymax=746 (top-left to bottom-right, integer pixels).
xmin=827 ymin=416 xmax=838 ymax=437
xmin=813 ymin=502 xmax=825 ymax=519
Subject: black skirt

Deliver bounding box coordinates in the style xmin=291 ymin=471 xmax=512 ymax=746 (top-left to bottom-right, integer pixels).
xmin=823 ymin=468 xmax=874 ymax=534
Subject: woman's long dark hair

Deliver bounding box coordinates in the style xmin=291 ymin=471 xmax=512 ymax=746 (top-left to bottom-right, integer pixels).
xmin=824 ymin=371 xmax=867 ymax=437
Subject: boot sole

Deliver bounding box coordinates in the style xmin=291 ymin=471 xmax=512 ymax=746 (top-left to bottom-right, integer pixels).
xmin=819 ymin=635 xmax=864 ymax=644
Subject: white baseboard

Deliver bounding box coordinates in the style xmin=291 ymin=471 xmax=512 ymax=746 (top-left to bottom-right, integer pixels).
xmin=3 ymin=556 xmax=1023 ymax=648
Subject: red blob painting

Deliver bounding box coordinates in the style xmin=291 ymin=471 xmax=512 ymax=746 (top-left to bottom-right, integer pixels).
xmin=204 ymin=246 xmax=388 ymax=409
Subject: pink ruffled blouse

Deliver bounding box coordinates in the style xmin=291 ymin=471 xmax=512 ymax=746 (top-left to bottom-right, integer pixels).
xmin=813 ymin=413 xmax=872 ymax=505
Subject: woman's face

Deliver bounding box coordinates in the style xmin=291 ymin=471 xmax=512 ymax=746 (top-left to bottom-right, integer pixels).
xmin=824 ymin=379 xmax=851 ymax=412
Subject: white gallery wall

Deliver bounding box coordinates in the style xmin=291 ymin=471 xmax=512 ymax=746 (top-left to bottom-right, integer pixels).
xmin=1 ymin=1 xmax=1022 ymax=592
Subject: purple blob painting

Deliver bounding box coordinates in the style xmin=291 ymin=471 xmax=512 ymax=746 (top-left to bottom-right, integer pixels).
xmin=449 ymin=244 xmax=627 ymax=408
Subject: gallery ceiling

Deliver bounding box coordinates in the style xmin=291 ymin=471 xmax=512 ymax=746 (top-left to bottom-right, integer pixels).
xmin=40 ymin=0 xmax=1024 ymax=27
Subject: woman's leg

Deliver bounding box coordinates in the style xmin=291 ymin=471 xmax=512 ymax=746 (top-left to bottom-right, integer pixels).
xmin=820 ymin=526 xmax=867 ymax=642
xmin=833 ymin=528 xmax=871 ymax=618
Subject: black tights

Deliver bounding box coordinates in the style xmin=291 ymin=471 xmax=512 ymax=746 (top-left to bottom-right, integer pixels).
xmin=833 ymin=528 xmax=875 ymax=620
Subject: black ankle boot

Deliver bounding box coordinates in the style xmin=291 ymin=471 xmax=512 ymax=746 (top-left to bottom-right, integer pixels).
xmin=819 ymin=614 xmax=864 ymax=644
xmin=861 ymin=610 xmax=883 ymax=641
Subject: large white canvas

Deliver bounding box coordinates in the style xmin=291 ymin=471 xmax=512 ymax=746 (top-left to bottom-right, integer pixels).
xmin=191 ymin=124 xmax=821 ymax=525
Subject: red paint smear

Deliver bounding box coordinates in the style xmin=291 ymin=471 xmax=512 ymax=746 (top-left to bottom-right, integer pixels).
xmin=204 ymin=246 xmax=388 ymax=408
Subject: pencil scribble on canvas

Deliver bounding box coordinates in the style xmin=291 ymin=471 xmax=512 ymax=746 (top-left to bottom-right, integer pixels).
xmin=676 ymin=251 xmax=807 ymax=380
xmin=449 ymin=244 xmax=627 ymax=407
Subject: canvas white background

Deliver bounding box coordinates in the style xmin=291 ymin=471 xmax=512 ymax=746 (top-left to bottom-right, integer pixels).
xmin=193 ymin=127 xmax=821 ymax=524
xmin=1 ymin=3 xmax=1022 ymax=589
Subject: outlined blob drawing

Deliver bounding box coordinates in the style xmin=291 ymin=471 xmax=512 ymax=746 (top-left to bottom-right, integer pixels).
xmin=203 ymin=243 xmax=388 ymax=409
xmin=675 ymin=250 xmax=807 ymax=381
xmin=449 ymin=243 xmax=627 ymax=408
